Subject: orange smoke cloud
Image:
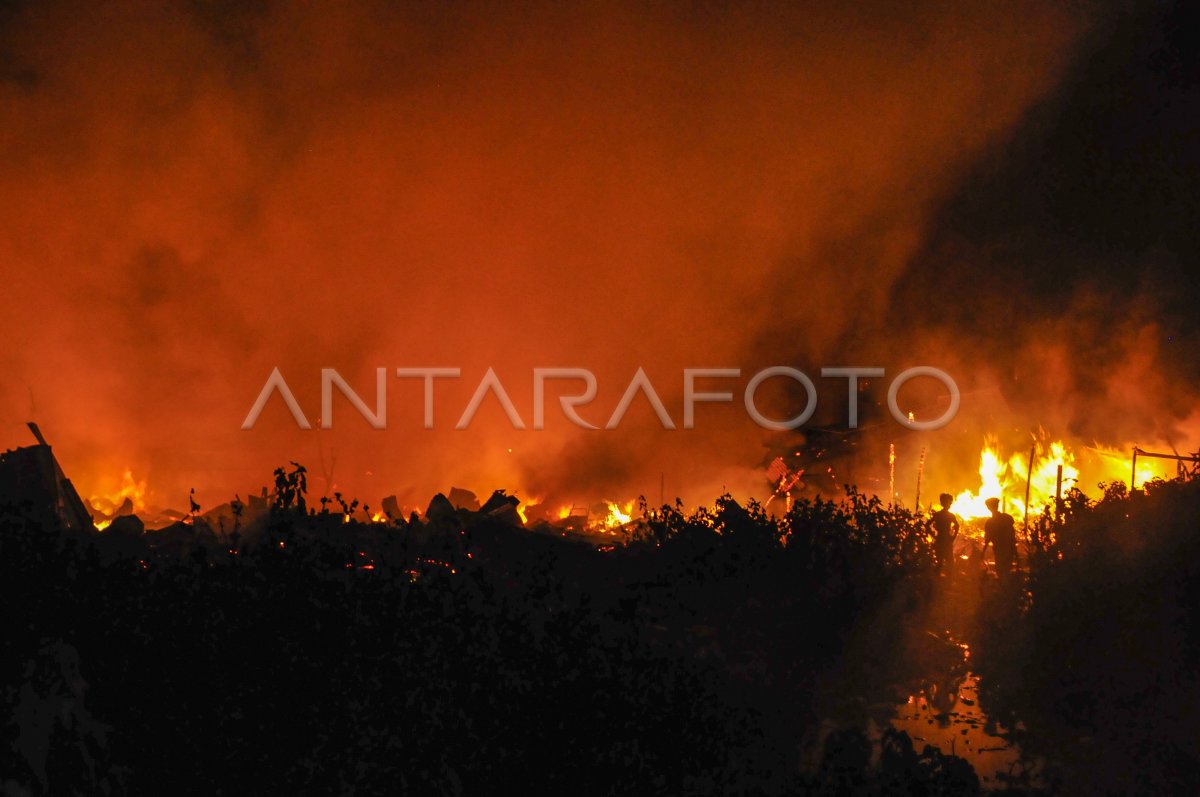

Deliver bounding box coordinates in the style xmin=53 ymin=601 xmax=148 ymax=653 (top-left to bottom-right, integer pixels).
xmin=0 ymin=1 xmax=1095 ymax=510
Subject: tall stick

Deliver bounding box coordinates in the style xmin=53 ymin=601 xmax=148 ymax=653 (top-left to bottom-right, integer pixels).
xmin=1055 ymin=464 xmax=1063 ymax=522
xmin=915 ymin=447 xmax=926 ymax=511
xmin=1130 ymin=448 xmax=1138 ymax=491
xmin=889 ymin=444 xmax=896 ymax=506
xmin=1023 ymin=444 xmax=1035 ymax=531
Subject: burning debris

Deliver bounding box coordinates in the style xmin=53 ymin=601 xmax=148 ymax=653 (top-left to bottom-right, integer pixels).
xmin=938 ymin=435 xmax=1180 ymax=527
xmin=14 ymin=412 xmax=1185 ymax=564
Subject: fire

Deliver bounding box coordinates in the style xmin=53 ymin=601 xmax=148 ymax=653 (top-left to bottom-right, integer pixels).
xmin=370 ymin=511 xmax=387 ymax=523
xmin=1090 ymin=443 xmax=1165 ymax=486
xmin=515 ymin=495 xmax=541 ymax=525
xmin=89 ymin=468 xmax=149 ymax=529
xmin=602 ymin=501 xmax=633 ymax=529
xmin=558 ymin=506 xmax=572 ymax=520
xmin=949 ymin=444 xmax=1006 ymax=520
xmin=943 ymin=434 xmax=1176 ymax=523
xmin=949 ymin=437 xmax=1079 ymax=521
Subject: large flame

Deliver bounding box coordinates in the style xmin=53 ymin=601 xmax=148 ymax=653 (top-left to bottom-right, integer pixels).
xmin=949 ymin=438 xmax=1079 ymax=521
xmin=945 ymin=435 xmax=1177 ymax=523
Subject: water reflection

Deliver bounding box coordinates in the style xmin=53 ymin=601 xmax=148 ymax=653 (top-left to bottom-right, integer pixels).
xmin=889 ymin=672 xmax=1035 ymax=789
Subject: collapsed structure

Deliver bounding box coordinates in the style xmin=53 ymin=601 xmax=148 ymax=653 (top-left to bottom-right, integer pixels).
xmin=0 ymin=423 xmax=95 ymax=532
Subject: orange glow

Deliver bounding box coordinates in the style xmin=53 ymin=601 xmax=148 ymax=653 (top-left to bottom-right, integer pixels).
xmin=1091 ymin=443 xmax=1167 ymax=486
xmin=0 ymin=2 xmax=1090 ymax=510
xmin=88 ymin=468 xmax=148 ymax=526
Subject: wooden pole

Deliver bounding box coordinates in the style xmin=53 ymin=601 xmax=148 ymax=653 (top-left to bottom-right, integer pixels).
xmin=1023 ymin=445 xmax=1035 ymax=531
xmin=915 ymin=447 xmax=926 ymax=511
xmin=1127 ymin=447 xmax=1200 ymax=463
xmin=889 ymin=444 xmax=895 ymax=506
xmin=1131 ymin=448 xmax=1138 ymax=490
xmin=26 ymin=421 xmax=48 ymax=447
xmin=1055 ymin=464 xmax=1063 ymax=522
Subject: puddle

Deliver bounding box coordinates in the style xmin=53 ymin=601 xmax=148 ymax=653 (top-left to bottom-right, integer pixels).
xmin=889 ymin=672 xmax=1036 ymax=789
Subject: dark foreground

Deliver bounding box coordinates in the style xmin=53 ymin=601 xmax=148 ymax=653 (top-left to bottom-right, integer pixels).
xmin=1 ymin=470 xmax=1197 ymax=796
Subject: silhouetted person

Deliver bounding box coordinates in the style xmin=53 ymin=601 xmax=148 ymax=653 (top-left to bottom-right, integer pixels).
xmin=983 ymin=497 xmax=1017 ymax=575
xmin=925 ymin=493 xmax=960 ymax=572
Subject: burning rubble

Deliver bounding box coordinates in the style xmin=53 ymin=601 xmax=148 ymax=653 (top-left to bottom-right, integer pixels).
xmin=5 ymin=415 xmax=1193 ymax=563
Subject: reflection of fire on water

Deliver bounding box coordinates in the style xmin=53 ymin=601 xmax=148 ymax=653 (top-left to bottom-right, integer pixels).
xmin=890 ymin=672 xmax=1026 ymax=787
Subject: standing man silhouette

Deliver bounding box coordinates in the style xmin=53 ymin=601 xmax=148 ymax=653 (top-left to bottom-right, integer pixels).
xmin=983 ymin=497 xmax=1017 ymax=575
xmin=925 ymin=493 xmax=960 ymax=572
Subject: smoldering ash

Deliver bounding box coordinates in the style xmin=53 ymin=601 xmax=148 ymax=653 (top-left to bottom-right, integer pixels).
xmin=242 ymin=366 xmax=960 ymax=432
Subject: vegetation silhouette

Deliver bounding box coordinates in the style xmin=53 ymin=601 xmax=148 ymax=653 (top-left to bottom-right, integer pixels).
xmin=1 ymin=464 xmax=1196 ymax=795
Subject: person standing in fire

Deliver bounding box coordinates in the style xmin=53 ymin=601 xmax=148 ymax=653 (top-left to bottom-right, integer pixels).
xmin=925 ymin=493 xmax=960 ymax=573
xmin=983 ymin=497 xmax=1018 ymax=576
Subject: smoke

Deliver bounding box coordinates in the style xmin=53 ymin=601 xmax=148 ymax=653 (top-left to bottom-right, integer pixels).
xmin=0 ymin=0 xmax=1121 ymax=510
xmin=868 ymin=0 xmax=1200 ymax=500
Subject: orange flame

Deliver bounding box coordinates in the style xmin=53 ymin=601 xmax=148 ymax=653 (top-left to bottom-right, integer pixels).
xmin=949 ymin=438 xmax=1079 ymax=521
xmin=602 ymin=501 xmax=633 ymax=529
xmin=89 ymin=468 xmax=148 ymax=528
xmin=945 ymin=436 xmax=1167 ymax=523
